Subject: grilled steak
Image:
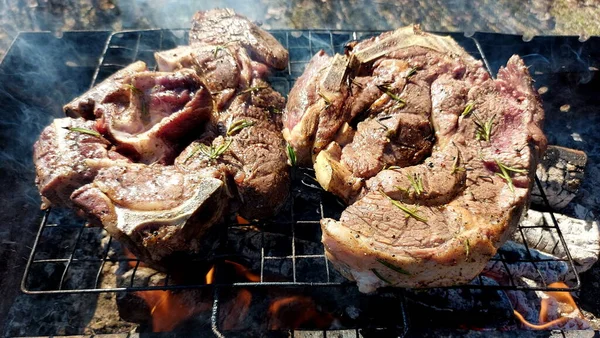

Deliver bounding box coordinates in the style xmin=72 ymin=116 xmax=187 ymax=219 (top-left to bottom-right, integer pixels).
xmin=189 ymin=8 xmax=288 ymax=70
xmin=71 ymin=164 xmax=225 ymax=269
xmin=176 ymin=95 xmax=289 ymax=220
xmin=33 ymin=117 xmax=130 ymax=209
xmin=34 ymin=9 xmax=290 ymax=269
xmin=284 ymin=26 xmax=546 ymax=292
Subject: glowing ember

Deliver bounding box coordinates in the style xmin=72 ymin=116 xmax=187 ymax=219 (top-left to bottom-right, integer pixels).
xmin=513 ymin=282 xmax=589 ymax=330
xmin=268 ymin=296 xmax=335 ymax=330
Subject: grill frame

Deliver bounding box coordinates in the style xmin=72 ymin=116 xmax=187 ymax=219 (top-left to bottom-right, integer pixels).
xmin=20 ymin=29 xmax=581 ymax=297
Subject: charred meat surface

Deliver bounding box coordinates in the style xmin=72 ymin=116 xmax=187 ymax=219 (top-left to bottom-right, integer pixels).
xmin=33 ymin=117 xmax=130 ymax=209
xmin=71 ymin=164 xmax=225 ymax=269
xmin=283 ymin=26 xmax=546 ymax=291
xmin=189 ymin=8 xmax=289 ymax=70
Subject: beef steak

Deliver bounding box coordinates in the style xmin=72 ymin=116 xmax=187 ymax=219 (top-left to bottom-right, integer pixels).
xmin=284 ymin=26 xmax=546 ymax=292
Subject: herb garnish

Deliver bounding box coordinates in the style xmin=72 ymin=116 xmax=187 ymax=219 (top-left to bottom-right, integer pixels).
xmin=63 ymin=126 xmax=101 ymax=138
xmin=461 ymin=101 xmax=474 ymax=117
xmin=371 ymin=268 xmax=391 ymax=284
xmin=406 ymin=67 xmax=417 ymax=78
xmin=451 ymin=149 xmax=465 ymax=175
xmin=464 ymin=239 xmax=470 ymax=261
xmin=376 ymin=258 xmax=411 ymax=275
xmin=474 ymin=114 xmax=495 ymax=142
xmin=185 ymin=139 xmax=232 ymax=163
xmin=286 ymin=143 xmax=297 ymax=167
xmin=376 ymin=84 xmax=406 ymax=108
xmin=213 ymin=45 xmax=228 ymax=58
xmin=494 ymin=159 xmax=526 ymax=192
xmin=406 ymin=173 xmax=424 ymax=195
xmin=238 ymin=85 xmax=268 ymax=96
xmin=380 ymin=191 xmax=427 ymax=223
xmin=227 ymin=119 xmax=255 ymax=136
xmin=317 ymin=90 xmax=332 ymax=108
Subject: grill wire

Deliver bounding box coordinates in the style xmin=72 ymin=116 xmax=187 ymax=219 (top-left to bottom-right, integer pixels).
xmin=20 ymin=29 xmax=581 ymax=335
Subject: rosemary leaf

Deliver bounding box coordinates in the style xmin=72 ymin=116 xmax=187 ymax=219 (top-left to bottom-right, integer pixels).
xmin=227 ymin=119 xmax=255 ymax=136
xmin=451 ymin=149 xmax=465 ymax=174
xmin=63 ymin=126 xmax=101 ymax=138
xmin=127 ymin=84 xmax=149 ymax=123
xmin=380 ymin=191 xmax=427 ymax=223
xmin=213 ymin=45 xmax=227 ymax=58
xmin=464 ymin=239 xmax=470 ymax=261
xmin=286 ymin=143 xmax=296 ymax=167
xmin=474 ymin=114 xmax=495 ymax=142
xmin=376 ymin=258 xmax=411 ymax=275
xmin=494 ymin=159 xmax=526 ymax=192
xmin=406 ymin=173 xmax=424 ymax=195
xmin=376 ymin=84 xmax=406 ymax=107
xmin=461 ymin=101 xmax=474 ymax=117
xmin=371 ymin=268 xmax=392 ymax=284
xmin=185 ymin=139 xmax=233 ymax=163
xmin=317 ymin=90 xmax=332 ymax=107
xmin=239 ymin=86 xmax=268 ymax=95
xmin=406 ymin=67 xmax=417 ymax=78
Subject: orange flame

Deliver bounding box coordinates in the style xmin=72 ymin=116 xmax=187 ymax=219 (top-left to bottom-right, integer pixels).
xmin=513 ymin=282 xmax=585 ymax=330
xmin=135 ymin=290 xmax=212 ymax=332
xmin=268 ymin=296 xmax=334 ymax=330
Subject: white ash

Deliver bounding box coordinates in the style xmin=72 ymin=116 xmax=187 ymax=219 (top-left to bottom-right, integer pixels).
xmin=514 ymin=209 xmax=600 ymax=274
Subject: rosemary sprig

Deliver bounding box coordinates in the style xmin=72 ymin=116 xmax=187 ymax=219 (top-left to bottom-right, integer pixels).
xmin=213 ymin=45 xmax=228 ymax=58
xmin=286 ymin=143 xmax=296 ymax=167
xmin=464 ymin=239 xmax=470 ymax=261
xmin=238 ymin=85 xmax=268 ymax=95
xmin=376 ymin=258 xmax=411 ymax=275
xmin=494 ymin=159 xmax=526 ymax=192
xmin=63 ymin=126 xmax=101 ymax=138
xmin=473 ymin=114 xmax=495 ymax=142
xmin=380 ymin=191 xmax=427 ymax=223
xmin=185 ymin=139 xmax=232 ymax=163
xmin=317 ymin=90 xmax=332 ymax=108
xmin=406 ymin=67 xmax=417 ymax=78
xmin=376 ymin=84 xmax=406 ymax=108
xmin=451 ymin=149 xmax=465 ymax=174
xmin=461 ymin=101 xmax=474 ymax=117
xmin=227 ymin=119 xmax=255 ymax=136
xmin=406 ymin=173 xmax=424 ymax=195
xmin=371 ymin=268 xmax=391 ymax=284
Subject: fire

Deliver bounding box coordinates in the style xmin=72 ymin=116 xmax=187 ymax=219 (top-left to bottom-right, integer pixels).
xmin=267 ymin=296 xmax=334 ymax=330
xmin=513 ymin=282 xmax=587 ymax=330
xmin=135 ymin=290 xmax=211 ymax=332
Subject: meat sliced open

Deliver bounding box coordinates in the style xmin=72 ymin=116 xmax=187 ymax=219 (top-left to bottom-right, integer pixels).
xmin=71 ymin=164 xmax=226 ymax=269
xmin=284 ymin=26 xmax=546 ymax=291
xmin=189 ymin=8 xmax=289 ymax=70
xmin=95 ymin=69 xmax=214 ymax=164
xmin=33 ymin=117 xmax=130 ymax=209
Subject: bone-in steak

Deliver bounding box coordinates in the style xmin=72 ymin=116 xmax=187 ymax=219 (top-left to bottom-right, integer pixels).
xmin=71 ymin=164 xmax=225 ymax=269
xmin=33 ymin=117 xmax=130 ymax=209
xmin=284 ymin=26 xmax=546 ymax=292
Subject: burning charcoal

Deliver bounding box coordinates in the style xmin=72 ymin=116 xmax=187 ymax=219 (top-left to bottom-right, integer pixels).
xmin=531 ymin=145 xmax=587 ymax=210
xmin=404 ymin=276 xmax=516 ymax=329
xmin=515 ymin=209 xmax=600 ymax=274
xmin=484 ymin=241 xmax=569 ymax=285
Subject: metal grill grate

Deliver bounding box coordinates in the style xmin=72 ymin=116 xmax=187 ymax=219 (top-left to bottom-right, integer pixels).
xmin=20 ymin=30 xmax=581 ymax=335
